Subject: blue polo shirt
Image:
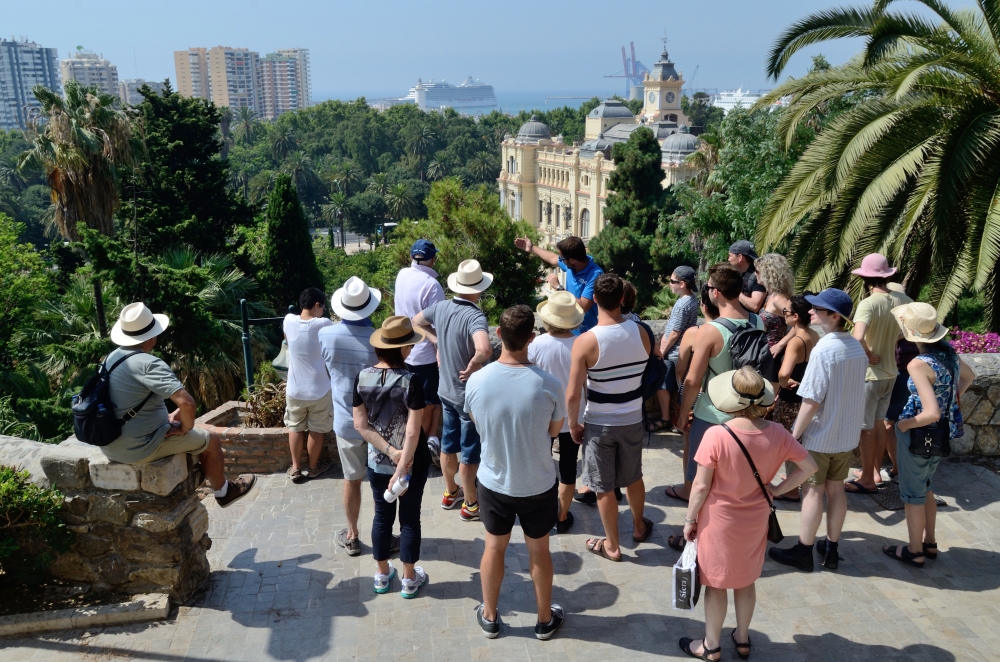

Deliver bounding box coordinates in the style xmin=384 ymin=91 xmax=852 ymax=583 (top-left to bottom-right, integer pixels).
xmin=558 ymin=255 xmax=603 ymax=334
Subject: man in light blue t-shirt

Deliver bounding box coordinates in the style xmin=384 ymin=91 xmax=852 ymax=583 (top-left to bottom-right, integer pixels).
xmin=464 ymin=305 xmax=565 ymax=641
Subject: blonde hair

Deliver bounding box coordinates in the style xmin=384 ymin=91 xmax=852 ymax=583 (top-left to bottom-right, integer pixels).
xmin=730 ymin=366 xmax=771 ymax=419
xmin=754 ymin=253 xmax=794 ymax=297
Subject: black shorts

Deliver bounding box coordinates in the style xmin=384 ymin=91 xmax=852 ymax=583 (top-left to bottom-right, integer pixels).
xmin=478 ymin=482 xmax=558 ymax=539
xmin=553 ymin=431 xmax=580 ymax=486
xmin=407 ymin=362 xmax=441 ymax=405
xmin=661 ymin=359 xmax=679 ymax=393
xmin=885 ymin=370 xmax=910 ymax=422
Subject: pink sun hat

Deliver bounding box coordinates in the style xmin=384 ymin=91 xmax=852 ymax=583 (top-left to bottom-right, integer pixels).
xmin=852 ymin=253 xmax=897 ymax=278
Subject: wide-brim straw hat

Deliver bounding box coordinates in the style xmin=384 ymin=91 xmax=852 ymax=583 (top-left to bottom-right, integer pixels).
xmin=707 ymin=369 xmax=775 ymax=414
xmin=110 ymin=302 xmax=169 ymax=346
xmin=447 ymin=259 xmax=493 ymax=294
xmin=536 ymin=290 xmax=584 ymax=330
xmin=370 ymin=315 xmax=425 ymax=349
xmin=332 ymin=276 xmax=381 ymax=321
xmin=892 ymin=302 xmax=948 ymax=344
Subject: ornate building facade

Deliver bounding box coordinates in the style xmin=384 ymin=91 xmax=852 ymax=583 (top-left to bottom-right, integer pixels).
xmin=498 ymin=48 xmax=699 ymax=243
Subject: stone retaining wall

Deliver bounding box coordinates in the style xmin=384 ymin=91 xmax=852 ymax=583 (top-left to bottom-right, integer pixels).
xmin=195 ymin=402 xmax=339 ymax=480
xmin=0 ymin=436 xmax=210 ymax=602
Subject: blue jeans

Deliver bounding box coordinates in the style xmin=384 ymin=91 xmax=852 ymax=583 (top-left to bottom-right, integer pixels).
xmin=440 ymin=398 xmax=481 ymax=465
xmin=368 ymin=466 xmax=428 ymax=564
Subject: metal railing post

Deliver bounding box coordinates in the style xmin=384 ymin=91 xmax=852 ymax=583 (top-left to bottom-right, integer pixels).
xmin=240 ymin=299 xmax=254 ymax=394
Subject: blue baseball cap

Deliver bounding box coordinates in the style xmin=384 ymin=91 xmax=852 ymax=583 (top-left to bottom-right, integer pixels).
xmin=411 ymin=239 xmax=437 ymax=260
xmin=804 ymin=288 xmax=854 ymax=322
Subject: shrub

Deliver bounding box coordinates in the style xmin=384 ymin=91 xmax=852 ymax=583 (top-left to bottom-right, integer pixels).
xmin=0 ymin=466 xmax=72 ymax=573
xmin=949 ymin=329 xmax=1000 ymax=354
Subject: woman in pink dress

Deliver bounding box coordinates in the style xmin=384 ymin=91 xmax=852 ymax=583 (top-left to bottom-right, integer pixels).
xmin=678 ymin=367 xmax=817 ymax=660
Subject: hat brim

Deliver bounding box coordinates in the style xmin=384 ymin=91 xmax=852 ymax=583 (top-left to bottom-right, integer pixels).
xmin=891 ymin=305 xmax=948 ymax=344
xmin=369 ymin=325 xmax=426 ymax=349
xmin=447 ymin=271 xmax=493 ymax=294
xmin=536 ymin=299 xmax=584 ymax=330
xmin=332 ymin=287 xmax=382 ymax=321
xmin=851 ymin=266 xmax=898 ymax=278
xmin=804 ymin=294 xmax=852 ymax=323
xmin=110 ymin=314 xmax=169 ymax=346
xmin=707 ymin=369 xmax=775 ymax=414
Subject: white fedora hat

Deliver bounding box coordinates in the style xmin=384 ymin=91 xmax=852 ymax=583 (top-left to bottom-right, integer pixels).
xmin=447 ymin=259 xmax=493 ymax=294
xmin=110 ymin=302 xmax=169 ymax=347
xmin=536 ymin=290 xmax=584 ymax=330
xmin=892 ymin=302 xmax=948 ymax=344
xmin=331 ymin=276 xmax=381 ymax=321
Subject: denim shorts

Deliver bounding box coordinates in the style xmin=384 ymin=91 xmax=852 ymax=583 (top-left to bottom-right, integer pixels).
xmin=895 ymin=423 xmax=941 ymax=505
xmin=440 ymin=398 xmax=481 ymax=465
xmin=406 ymin=362 xmax=441 ymax=405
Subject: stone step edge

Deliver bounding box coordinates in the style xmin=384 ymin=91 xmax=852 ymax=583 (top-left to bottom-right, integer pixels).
xmin=0 ymin=593 xmax=169 ymax=637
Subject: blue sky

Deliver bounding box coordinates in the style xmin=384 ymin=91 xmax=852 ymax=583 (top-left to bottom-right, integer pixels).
xmin=7 ymin=0 xmax=951 ymax=101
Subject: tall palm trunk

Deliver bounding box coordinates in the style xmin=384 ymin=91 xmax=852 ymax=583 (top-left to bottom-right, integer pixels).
xmin=93 ymin=279 xmax=108 ymax=337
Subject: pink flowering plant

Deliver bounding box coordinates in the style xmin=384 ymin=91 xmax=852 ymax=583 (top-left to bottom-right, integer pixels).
xmin=950 ymin=327 xmax=1000 ymax=353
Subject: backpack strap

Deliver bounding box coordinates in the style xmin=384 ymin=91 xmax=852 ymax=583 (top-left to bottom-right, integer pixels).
xmin=104 ymin=351 xmax=154 ymax=424
xmin=104 ymin=350 xmax=143 ymax=374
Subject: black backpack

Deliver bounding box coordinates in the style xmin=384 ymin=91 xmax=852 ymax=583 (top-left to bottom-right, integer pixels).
xmin=712 ymin=314 xmax=774 ymax=379
xmin=72 ymin=352 xmax=154 ymax=447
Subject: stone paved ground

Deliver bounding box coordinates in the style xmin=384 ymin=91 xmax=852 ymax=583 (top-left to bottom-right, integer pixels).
xmin=3 ymin=432 xmax=1000 ymax=661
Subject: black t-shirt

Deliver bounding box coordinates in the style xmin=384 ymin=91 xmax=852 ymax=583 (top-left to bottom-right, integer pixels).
xmin=742 ymin=264 xmax=767 ymax=298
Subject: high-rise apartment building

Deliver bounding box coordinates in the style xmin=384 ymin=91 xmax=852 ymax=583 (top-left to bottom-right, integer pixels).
xmin=173 ymin=47 xmax=210 ymax=100
xmin=259 ymin=51 xmax=310 ymax=120
xmin=276 ymin=48 xmax=310 ymax=108
xmin=118 ymin=78 xmax=167 ymax=106
xmin=0 ymin=38 xmax=61 ymax=130
xmin=60 ymin=49 xmax=119 ymax=97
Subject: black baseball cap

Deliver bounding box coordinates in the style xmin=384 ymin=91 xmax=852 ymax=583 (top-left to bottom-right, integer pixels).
xmin=673 ymin=266 xmax=697 ymax=288
xmin=728 ymin=240 xmax=758 ymax=261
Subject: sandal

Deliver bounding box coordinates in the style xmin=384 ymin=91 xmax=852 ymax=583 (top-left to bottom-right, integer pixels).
xmin=843 ymin=479 xmax=878 ymax=495
xmin=586 ymin=537 xmax=622 ymax=562
xmin=882 ymin=544 xmax=924 ymax=568
xmin=773 ymin=492 xmax=801 ymax=503
xmin=923 ymin=542 xmax=938 ymax=560
xmin=632 ymin=517 xmax=654 ymax=543
xmin=664 ymin=486 xmax=689 ymax=503
xmin=646 ymin=419 xmax=669 ymax=432
xmin=668 ymin=534 xmax=686 ymax=552
xmin=731 ymin=630 xmax=751 ymax=660
xmin=679 ymin=637 xmax=721 ymax=660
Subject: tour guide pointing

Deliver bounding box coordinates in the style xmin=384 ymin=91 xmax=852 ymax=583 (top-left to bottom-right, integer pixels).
xmin=514 ymin=235 xmax=603 ymax=334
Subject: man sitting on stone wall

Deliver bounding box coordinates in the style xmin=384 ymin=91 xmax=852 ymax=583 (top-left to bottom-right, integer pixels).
xmin=100 ymin=302 xmax=256 ymax=507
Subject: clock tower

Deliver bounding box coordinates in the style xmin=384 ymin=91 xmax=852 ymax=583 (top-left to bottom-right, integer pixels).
xmin=641 ymin=41 xmax=688 ymax=125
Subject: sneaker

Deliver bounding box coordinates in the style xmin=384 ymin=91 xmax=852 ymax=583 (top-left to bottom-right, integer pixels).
xmin=336 ymin=528 xmax=362 ymax=556
xmin=373 ymin=563 xmax=396 ymax=594
xmin=441 ymin=487 xmax=464 ymax=510
xmin=427 ymin=436 xmax=442 ymax=455
xmin=286 ymin=466 xmax=306 ymax=484
xmin=400 ymin=567 xmax=428 ymax=599
xmin=216 ymin=475 xmax=257 ymax=507
xmin=460 ymin=501 xmax=480 ymax=522
xmin=573 ymin=491 xmax=597 ymax=506
xmin=475 ymin=603 xmax=501 ymax=639
xmin=304 ymin=460 xmax=331 ymax=480
xmin=768 ymin=542 xmax=815 ymax=572
xmin=534 ymin=604 xmax=565 ymax=640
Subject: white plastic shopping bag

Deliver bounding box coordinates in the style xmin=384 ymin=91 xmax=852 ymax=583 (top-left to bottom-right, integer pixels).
xmin=672 ymin=539 xmax=701 ymax=610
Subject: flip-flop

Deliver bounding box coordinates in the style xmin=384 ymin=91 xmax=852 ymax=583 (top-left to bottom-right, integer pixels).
xmin=773 ymin=493 xmax=801 ymax=502
xmin=843 ymin=479 xmax=878 ymax=495
xmin=632 ymin=517 xmax=654 ymax=543
xmin=664 ymin=486 xmax=689 ymax=503
xmin=668 ymin=534 xmax=686 ymax=552
xmin=586 ymin=537 xmax=622 ymax=562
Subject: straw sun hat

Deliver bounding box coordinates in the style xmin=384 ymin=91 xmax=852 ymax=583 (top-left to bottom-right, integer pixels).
xmin=892 ymin=302 xmax=948 ymax=344
xmin=536 ymin=290 xmax=585 ymax=330
xmin=447 ymin=259 xmax=493 ymax=294
xmin=707 ymin=369 xmax=776 ymax=414
xmin=369 ymin=316 xmax=425 ymax=349
xmin=110 ymin=302 xmax=169 ymax=347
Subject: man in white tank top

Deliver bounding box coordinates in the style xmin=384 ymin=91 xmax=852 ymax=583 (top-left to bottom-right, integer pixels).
xmin=567 ymin=274 xmax=653 ymax=562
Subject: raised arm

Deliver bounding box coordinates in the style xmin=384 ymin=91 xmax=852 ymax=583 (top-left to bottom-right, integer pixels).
xmin=514 ymin=236 xmax=559 ymax=267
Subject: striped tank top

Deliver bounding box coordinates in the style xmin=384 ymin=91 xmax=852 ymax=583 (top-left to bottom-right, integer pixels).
xmin=584 ymin=321 xmax=648 ymax=426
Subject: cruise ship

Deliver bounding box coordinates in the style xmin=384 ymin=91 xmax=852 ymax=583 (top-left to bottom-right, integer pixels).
xmin=402 ymin=77 xmax=497 ymax=111
xmin=712 ymin=88 xmax=791 ymax=113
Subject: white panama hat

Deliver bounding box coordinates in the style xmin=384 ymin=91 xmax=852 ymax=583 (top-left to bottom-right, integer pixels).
xmin=110 ymin=302 xmax=169 ymax=347
xmin=331 ymin=276 xmax=381 ymax=321
xmin=707 ymin=369 xmax=776 ymax=414
xmin=536 ymin=290 xmax=585 ymax=330
xmin=447 ymin=259 xmax=493 ymax=294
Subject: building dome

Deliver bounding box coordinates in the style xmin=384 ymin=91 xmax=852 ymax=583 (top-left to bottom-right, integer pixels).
xmin=579 ymin=132 xmax=615 ymax=159
xmin=587 ymin=99 xmax=635 ymax=119
xmin=661 ymin=126 xmax=699 ymax=164
xmin=516 ymin=115 xmax=551 ymax=143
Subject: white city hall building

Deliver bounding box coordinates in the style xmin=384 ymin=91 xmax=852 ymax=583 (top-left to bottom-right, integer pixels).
xmin=498 ymin=48 xmax=700 ymax=243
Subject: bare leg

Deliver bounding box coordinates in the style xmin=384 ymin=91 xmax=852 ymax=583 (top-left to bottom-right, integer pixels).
xmin=480 ymin=531 xmax=511 ymax=622
xmin=626 ymin=478 xmax=646 ymax=537
xmin=701 ymin=586 xmax=727 ymax=658
xmin=923 ymin=490 xmax=937 ymax=545
xmin=857 ymin=428 xmax=879 ymax=490
xmin=558 ymin=483 xmax=573 ymax=522
xmin=884 ymin=420 xmax=898 ymax=475
xmin=344 ymin=478 xmax=362 ymax=540
xmin=655 ymin=390 xmax=671 ymax=422
xmin=594 ymin=491 xmax=622 ymax=557
xmin=459 ymin=463 xmax=479 ymax=505
xmin=872 ymin=420 xmax=887 ymax=482
xmin=665 ymin=430 xmax=691 ymax=500
xmin=824 ymin=480 xmax=847 ymax=543
xmin=440 ymin=452 xmax=459 ymax=494
xmin=306 ymin=431 xmax=325 ymax=471
xmin=524 ymin=533 xmax=554 ymax=623
xmin=422 ymin=404 xmax=441 ymax=439
xmin=200 ymin=434 xmax=226 ymax=491
xmin=799 ymin=483 xmax=826 ymax=545
xmin=288 ymin=430 xmax=306 ymax=471
xmin=733 ymin=583 xmax=756 ymax=646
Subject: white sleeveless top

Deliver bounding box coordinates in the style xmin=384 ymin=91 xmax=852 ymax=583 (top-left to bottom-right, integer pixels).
xmin=584 ymin=320 xmax=648 ymax=426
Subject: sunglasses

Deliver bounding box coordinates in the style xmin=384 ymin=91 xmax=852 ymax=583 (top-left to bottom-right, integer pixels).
xmin=706 ymin=284 xmax=718 ymax=291
xmin=669 ymin=279 xmax=685 ymax=285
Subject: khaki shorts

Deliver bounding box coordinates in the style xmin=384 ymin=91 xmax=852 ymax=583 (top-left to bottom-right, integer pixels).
xmin=862 ymin=378 xmax=896 ymax=429
xmin=337 ymin=435 xmax=367 ymax=481
xmin=806 ymin=449 xmax=852 ymax=486
xmin=284 ymin=392 xmax=333 ymax=433
xmin=139 ymin=427 xmax=211 ymax=464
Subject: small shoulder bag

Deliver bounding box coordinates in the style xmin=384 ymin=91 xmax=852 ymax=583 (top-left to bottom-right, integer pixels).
xmin=908 ymin=358 xmax=956 ymax=459
xmin=721 ymin=423 xmax=784 ymax=544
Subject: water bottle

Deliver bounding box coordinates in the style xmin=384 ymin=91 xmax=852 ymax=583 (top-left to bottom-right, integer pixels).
xmin=383 ymin=475 xmax=410 ymax=503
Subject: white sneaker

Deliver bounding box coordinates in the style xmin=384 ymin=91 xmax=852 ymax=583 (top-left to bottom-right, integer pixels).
xmin=373 ymin=563 xmax=395 ymax=594
xmin=400 ymin=567 xmax=428 ymax=599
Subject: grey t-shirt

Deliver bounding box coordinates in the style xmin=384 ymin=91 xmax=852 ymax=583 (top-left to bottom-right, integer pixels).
xmin=101 ymin=347 xmax=186 ymax=464
xmin=464 ymin=363 xmax=563 ymax=497
xmin=422 ymin=298 xmax=489 ymax=407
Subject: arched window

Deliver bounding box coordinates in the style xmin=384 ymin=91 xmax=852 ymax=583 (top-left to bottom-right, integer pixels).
xmin=581 ymin=209 xmax=591 ymax=238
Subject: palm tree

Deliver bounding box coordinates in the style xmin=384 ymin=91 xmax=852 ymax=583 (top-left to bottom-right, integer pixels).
xmin=384 ymin=181 xmax=415 ymax=222
xmin=267 ymin=124 xmax=297 ymax=162
xmin=426 ymin=158 xmax=451 ymax=181
xmin=367 ymin=172 xmax=390 ymax=196
xmin=321 ymin=191 xmax=348 ymax=248
xmin=232 ymin=106 xmax=261 ymax=146
xmin=467 ymin=152 xmax=499 ymax=183
xmin=756 ymin=0 xmax=1000 ymax=327
xmin=248 ymin=170 xmax=276 ymax=205
xmin=18 ymin=80 xmax=138 ymax=336
xmin=406 ymin=125 xmax=437 ymax=182
xmin=218 ymin=106 xmax=233 ymax=159
xmin=281 ymin=151 xmax=320 ymax=196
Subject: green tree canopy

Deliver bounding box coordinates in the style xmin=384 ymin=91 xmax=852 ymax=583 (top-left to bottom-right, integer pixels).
xmin=0 ymin=215 xmax=51 ymax=370
xmin=259 ymin=174 xmax=324 ymax=309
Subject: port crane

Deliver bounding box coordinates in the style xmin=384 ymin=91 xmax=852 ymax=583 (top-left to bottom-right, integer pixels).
xmin=604 ymin=42 xmax=650 ymax=97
